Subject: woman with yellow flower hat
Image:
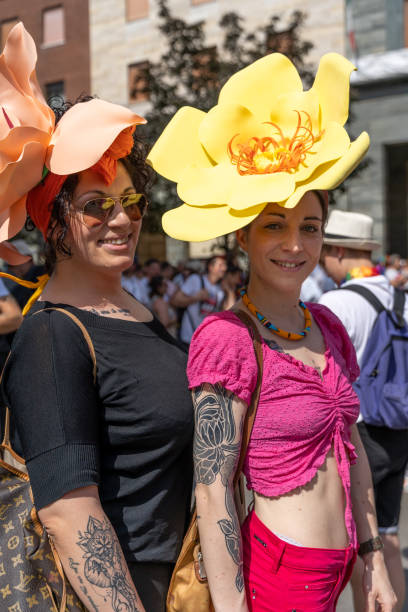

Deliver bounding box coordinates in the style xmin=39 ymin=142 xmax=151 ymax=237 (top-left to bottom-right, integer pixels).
xmin=0 ymin=23 xmax=194 ymax=611
xmin=148 ymin=53 xmax=396 ymax=610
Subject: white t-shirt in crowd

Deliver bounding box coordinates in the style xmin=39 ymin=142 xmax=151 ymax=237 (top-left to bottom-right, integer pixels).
xmin=122 ymin=275 xmax=150 ymax=306
xmin=180 ymin=274 xmax=224 ymax=344
xmin=319 ymin=275 xmax=408 ymax=366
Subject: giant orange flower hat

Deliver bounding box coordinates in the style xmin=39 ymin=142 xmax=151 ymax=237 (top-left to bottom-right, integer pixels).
xmin=0 ymin=22 xmax=146 ymax=264
xmin=147 ymin=52 xmax=369 ymax=242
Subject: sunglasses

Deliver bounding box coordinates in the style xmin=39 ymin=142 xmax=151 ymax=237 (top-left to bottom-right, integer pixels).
xmin=77 ymin=193 xmax=148 ymax=228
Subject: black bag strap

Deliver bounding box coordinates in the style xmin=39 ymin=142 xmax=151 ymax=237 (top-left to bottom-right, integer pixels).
xmin=393 ymin=289 xmax=406 ymax=329
xmin=341 ymin=284 xmax=385 ymax=315
xmin=1 ymin=307 xmax=97 ymax=448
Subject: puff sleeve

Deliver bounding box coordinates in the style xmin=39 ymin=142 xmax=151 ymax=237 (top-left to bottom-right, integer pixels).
xmin=187 ymin=311 xmax=258 ymax=405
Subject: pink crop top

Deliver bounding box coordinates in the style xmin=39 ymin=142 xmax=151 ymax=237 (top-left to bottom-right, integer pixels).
xmin=187 ymin=303 xmax=360 ymax=547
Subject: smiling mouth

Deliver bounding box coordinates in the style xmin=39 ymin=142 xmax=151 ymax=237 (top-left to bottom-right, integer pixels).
xmin=270 ymin=259 xmax=305 ymax=270
xmin=98 ymin=234 xmax=132 ymax=246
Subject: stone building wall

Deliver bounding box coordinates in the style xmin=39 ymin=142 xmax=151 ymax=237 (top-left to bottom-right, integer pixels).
xmin=0 ymin=0 xmax=90 ymax=102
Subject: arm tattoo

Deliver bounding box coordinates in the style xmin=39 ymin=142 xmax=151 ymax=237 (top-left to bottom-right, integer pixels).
xmin=74 ymin=515 xmax=140 ymax=611
xmin=193 ymin=383 xmax=244 ymax=592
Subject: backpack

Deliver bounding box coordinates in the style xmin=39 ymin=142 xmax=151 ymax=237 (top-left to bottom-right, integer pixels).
xmin=345 ymin=284 xmax=408 ymax=429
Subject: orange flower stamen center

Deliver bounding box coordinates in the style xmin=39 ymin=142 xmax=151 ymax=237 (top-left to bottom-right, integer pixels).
xmin=228 ymin=111 xmax=323 ymax=176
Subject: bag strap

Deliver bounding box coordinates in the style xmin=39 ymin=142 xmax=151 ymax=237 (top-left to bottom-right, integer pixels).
xmin=231 ymin=309 xmax=264 ymax=486
xmin=1 ymin=307 xmax=97 ymax=448
xmin=340 ymin=284 xmax=385 ymax=315
xmin=393 ymin=289 xmax=406 ymax=329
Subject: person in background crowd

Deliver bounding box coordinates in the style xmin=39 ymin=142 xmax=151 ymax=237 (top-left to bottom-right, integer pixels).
xmin=171 ymin=254 xmax=227 ymax=346
xmin=4 ymin=239 xmax=46 ymax=311
xmin=150 ymin=275 xmax=178 ymax=337
xmin=385 ymin=253 xmax=405 ymax=288
xmin=0 ymin=277 xmax=22 ymax=372
xmin=173 ymin=260 xmax=192 ymax=288
xmin=222 ymin=264 xmax=242 ymax=310
xmin=301 ymin=263 xmax=336 ymax=303
xmin=319 ymin=210 xmax=408 ymax=612
xmin=160 ymin=260 xmax=177 ymax=300
xmin=121 ymin=257 xmax=146 ymax=303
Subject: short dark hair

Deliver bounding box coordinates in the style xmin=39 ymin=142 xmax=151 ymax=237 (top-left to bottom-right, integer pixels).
xmin=206 ymin=255 xmax=226 ymax=273
xmin=149 ymin=274 xmax=165 ymax=298
xmin=144 ymin=258 xmax=160 ymax=267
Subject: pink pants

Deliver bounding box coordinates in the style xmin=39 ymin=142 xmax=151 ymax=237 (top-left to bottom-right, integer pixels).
xmin=242 ymin=511 xmax=356 ymax=611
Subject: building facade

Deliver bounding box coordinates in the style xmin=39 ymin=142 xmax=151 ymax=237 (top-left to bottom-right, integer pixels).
xmin=346 ymin=0 xmax=408 ymax=256
xmin=0 ymin=0 xmax=90 ymax=104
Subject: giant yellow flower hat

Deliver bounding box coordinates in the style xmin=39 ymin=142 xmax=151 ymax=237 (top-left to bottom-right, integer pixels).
xmin=148 ymin=52 xmax=369 ymax=242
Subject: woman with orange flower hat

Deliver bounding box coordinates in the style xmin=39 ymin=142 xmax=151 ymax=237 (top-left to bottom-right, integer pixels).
xmin=148 ymin=53 xmax=396 ymax=610
xmin=0 ymin=24 xmax=193 ymax=612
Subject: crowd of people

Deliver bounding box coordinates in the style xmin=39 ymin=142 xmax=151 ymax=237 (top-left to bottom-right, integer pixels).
xmin=0 ymin=22 xmax=405 ymax=612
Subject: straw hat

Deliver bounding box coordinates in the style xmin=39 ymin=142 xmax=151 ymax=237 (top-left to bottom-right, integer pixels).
xmin=323 ymin=210 xmax=380 ymax=251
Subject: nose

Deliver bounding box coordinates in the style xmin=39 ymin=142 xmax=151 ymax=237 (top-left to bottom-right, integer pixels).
xmin=282 ymin=228 xmax=303 ymax=253
xmin=107 ymin=201 xmax=133 ymax=228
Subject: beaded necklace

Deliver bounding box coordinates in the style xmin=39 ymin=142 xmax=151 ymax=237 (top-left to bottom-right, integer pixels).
xmin=239 ymin=288 xmax=312 ymax=341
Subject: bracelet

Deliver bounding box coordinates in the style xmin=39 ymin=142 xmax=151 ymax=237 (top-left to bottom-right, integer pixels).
xmin=358 ymin=536 xmax=384 ymax=557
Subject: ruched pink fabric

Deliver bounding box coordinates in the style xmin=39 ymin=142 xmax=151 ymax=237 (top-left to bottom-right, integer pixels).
xmin=187 ymin=303 xmax=360 ymax=547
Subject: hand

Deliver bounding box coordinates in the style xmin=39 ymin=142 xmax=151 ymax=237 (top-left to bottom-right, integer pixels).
xmin=363 ymin=552 xmax=397 ymax=611
xmin=195 ymin=288 xmax=209 ymax=302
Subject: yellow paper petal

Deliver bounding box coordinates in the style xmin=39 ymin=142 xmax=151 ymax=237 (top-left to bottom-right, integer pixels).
xmin=269 ymin=89 xmax=320 ymax=134
xmin=219 ymin=53 xmax=302 ymax=121
xmin=280 ymin=132 xmax=370 ymax=209
xmin=199 ymin=103 xmax=267 ymax=164
xmin=229 ymin=172 xmax=295 ymax=210
xmin=311 ymin=53 xmax=355 ymax=128
xmin=47 ymin=99 xmax=145 ymax=175
xmin=294 ymin=122 xmax=350 ymax=182
xmin=147 ymin=106 xmax=212 ymax=182
xmin=163 ymin=202 xmax=265 ymax=242
xmin=178 ymin=164 xmax=235 ymax=206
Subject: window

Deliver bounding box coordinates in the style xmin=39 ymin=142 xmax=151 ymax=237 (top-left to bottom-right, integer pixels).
xmin=42 ymin=6 xmax=65 ymax=47
xmin=192 ymin=47 xmax=218 ymax=91
xmin=45 ymin=81 xmax=65 ymax=103
xmin=1 ymin=18 xmax=19 ymax=49
xmin=128 ymin=62 xmax=149 ymax=102
xmin=126 ymin=0 xmax=149 ymax=21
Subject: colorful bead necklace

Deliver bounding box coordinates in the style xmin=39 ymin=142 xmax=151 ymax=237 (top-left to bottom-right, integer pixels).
xmin=343 ymin=265 xmax=381 ymax=282
xmin=239 ymin=288 xmax=312 ymax=341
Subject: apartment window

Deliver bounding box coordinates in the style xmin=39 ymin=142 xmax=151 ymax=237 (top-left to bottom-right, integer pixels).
xmin=43 ymin=6 xmax=65 ymax=47
xmin=1 ymin=18 xmax=19 ymax=49
xmin=192 ymin=47 xmax=218 ymax=90
xmin=128 ymin=62 xmax=149 ymax=102
xmin=126 ymin=0 xmax=149 ymax=21
xmin=45 ymin=80 xmax=65 ymax=103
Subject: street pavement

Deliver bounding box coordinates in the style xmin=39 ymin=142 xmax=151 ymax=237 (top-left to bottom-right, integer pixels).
xmin=337 ymin=490 xmax=408 ymax=611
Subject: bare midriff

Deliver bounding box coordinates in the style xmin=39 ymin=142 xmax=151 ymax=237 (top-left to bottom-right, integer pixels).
xmin=254 ymin=446 xmax=349 ymax=549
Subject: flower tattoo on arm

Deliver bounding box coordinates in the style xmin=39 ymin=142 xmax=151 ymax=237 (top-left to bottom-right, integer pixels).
xmin=75 ymin=515 xmax=140 ymax=611
xmin=193 ymin=383 xmax=244 ymax=592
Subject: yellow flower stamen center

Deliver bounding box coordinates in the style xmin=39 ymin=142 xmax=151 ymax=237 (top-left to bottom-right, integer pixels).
xmin=228 ymin=111 xmax=323 ymax=175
